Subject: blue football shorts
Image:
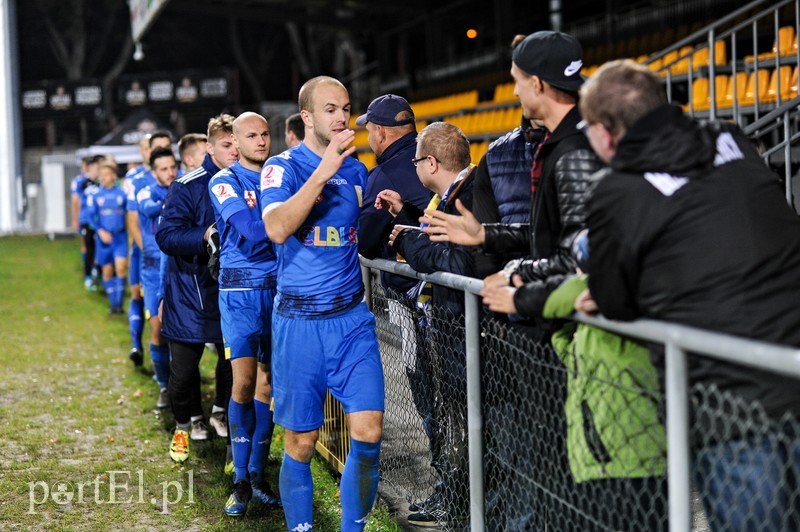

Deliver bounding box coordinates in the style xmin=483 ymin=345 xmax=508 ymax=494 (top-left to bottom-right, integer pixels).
xmin=271 ymin=302 xmax=385 ymax=432
xmin=140 ymin=262 xmax=162 ymax=320
xmin=95 ymin=232 xmax=128 ymax=266
xmin=220 ymin=288 xmax=276 ymax=365
xmin=129 ymin=244 xmax=141 ymax=286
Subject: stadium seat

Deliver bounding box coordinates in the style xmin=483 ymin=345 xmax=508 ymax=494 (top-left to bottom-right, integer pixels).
xmin=741 ymin=69 xmax=772 ymax=106
xmin=765 ymin=65 xmax=794 ymax=102
xmin=691 ymin=78 xmax=710 ymax=110
xmin=721 ymin=72 xmax=748 ymax=109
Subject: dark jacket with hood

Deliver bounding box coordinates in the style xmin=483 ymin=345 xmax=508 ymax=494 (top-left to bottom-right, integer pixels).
xmin=391 ymin=166 xmax=477 ymax=318
xmin=587 ymin=104 xmax=800 ymax=428
xmin=481 ymin=105 xmax=604 ymax=317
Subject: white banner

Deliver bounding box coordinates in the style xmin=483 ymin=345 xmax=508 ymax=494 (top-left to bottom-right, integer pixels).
xmin=129 ymin=0 xmax=170 ymax=43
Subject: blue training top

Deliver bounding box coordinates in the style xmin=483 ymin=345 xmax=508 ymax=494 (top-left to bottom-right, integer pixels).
xmin=71 ymin=174 xmax=99 ymax=226
xmin=259 ymin=143 xmax=367 ymax=318
xmin=209 ymin=161 xmax=277 ymax=289
xmin=88 ymin=186 xmax=127 ymax=235
xmin=137 ymin=182 xmax=169 ymax=261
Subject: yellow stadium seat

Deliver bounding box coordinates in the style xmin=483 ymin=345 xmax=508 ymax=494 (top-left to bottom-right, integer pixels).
xmin=765 ymin=66 xmax=794 ymax=102
xmin=722 ymin=72 xmax=748 ymax=109
xmin=741 ymin=69 xmax=772 ymax=106
xmin=790 ymin=67 xmax=799 ymax=99
xmin=691 ymin=78 xmax=710 ymax=110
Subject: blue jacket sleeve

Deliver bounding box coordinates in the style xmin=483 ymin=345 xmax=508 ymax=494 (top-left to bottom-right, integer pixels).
xmin=156 ymin=182 xmax=208 ymax=257
xmin=228 ymin=209 xmax=269 ymax=243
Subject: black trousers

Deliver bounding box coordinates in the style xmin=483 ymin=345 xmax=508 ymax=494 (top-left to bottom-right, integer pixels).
xmin=80 ymin=224 xmax=95 ymax=277
xmin=168 ymin=340 xmax=231 ymax=426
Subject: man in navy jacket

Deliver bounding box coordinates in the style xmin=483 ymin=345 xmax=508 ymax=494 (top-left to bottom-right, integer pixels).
xmin=357 ymin=94 xmax=432 ymax=294
xmin=156 ymin=114 xmax=238 ymax=464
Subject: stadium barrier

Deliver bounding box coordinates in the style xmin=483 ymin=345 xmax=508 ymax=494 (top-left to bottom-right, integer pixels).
xmin=313 ymin=256 xmax=800 ymax=531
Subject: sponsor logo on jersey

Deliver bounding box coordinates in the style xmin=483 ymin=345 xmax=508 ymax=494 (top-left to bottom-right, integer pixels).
xmin=136 ymin=188 xmax=151 ymax=202
xmin=327 ymin=178 xmax=347 ymax=185
xmin=244 ymin=190 xmax=257 ymax=208
xmin=261 ymin=165 xmax=284 ymax=189
xmin=297 ymin=225 xmax=358 ymax=247
xmin=211 ymin=183 xmax=237 ymax=203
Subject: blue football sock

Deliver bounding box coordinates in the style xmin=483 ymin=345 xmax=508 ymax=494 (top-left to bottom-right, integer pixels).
xmin=228 ymin=398 xmax=255 ymax=484
xmin=280 ymin=452 xmax=313 ymax=531
xmin=249 ymin=399 xmax=275 ymax=485
xmin=149 ymin=343 xmax=170 ymax=389
xmin=128 ymin=297 xmax=143 ymax=350
xmin=114 ymin=277 xmax=126 ymax=308
xmin=103 ymin=279 xmax=115 ymax=308
xmin=340 ymin=439 xmax=381 ymax=531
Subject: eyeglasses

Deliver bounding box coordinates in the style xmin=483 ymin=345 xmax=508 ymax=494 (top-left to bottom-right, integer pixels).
xmin=411 ymin=155 xmax=429 ymax=167
xmin=412 ymin=155 xmax=437 ymax=167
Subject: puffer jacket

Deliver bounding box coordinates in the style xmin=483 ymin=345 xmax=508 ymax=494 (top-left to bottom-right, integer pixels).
xmin=482 ymin=106 xmax=604 ymax=317
xmin=543 ymin=275 xmax=666 ymax=482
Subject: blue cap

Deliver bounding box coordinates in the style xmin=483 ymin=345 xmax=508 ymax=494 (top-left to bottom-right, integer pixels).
xmin=355 ymin=94 xmax=415 ymax=127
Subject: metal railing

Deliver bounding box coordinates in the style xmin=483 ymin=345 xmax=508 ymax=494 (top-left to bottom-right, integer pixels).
xmin=313 ymin=257 xmax=800 ymax=531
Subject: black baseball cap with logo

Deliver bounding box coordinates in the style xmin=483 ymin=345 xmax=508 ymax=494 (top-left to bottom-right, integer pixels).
xmin=512 ymin=31 xmax=585 ymax=92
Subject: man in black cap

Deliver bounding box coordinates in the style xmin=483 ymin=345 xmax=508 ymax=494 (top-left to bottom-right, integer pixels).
xmin=357 ymin=94 xmax=432 ymax=295
xmin=424 ymin=30 xmax=603 ymax=325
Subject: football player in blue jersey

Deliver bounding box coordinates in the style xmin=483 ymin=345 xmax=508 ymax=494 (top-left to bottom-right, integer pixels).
xmin=138 ymin=147 xmax=178 ymax=410
xmin=124 ymin=132 xmax=172 ymax=368
xmin=261 ymin=76 xmax=384 ymax=532
xmin=88 ymin=162 xmax=128 ymax=314
xmin=209 ymin=112 xmax=280 ymax=516
xmin=70 ymin=155 xmax=101 ymax=290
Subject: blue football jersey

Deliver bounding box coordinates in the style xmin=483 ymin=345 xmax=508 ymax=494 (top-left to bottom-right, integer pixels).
xmin=259 ymin=143 xmax=367 ymax=317
xmin=125 ymin=170 xmax=155 ymax=212
xmin=71 ymin=174 xmax=99 ymax=226
xmin=210 ymin=161 xmax=277 ymax=289
xmin=137 ymin=182 xmax=169 ymax=260
xmin=89 ymin=186 xmax=127 ymax=235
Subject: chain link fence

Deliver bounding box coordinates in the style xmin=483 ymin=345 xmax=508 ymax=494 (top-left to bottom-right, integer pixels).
xmin=313 ymin=259 xmax=800 ymax=530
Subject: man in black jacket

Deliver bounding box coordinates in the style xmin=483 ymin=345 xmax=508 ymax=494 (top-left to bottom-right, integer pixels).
xmin=423 ymin=31 xmax=603 ymax=323
xmin=579 ymin=59 xmax=800 ymax=531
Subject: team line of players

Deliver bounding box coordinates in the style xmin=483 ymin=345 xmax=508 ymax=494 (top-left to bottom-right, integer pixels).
xmin=71 ymin=76 xmax=384 ymax=530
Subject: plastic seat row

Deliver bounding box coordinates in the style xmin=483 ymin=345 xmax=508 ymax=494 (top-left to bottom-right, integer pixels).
xmin=689 ymin=66 xmax=799 ymax=110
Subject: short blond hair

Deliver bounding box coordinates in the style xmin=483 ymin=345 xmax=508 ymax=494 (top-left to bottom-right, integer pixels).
xmin=207 ymin=114 xmax=235 ymax=142
xmin=417 ymin=122 xmax=471 ymax=173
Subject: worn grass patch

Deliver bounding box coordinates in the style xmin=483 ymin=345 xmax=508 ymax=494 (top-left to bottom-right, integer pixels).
xmin=0 ymin=235 xmax=399 ymax=530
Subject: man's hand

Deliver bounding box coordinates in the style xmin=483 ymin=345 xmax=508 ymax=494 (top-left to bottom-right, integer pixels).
xmin=388 ymin=225 xmax=418 ymax=247
xmin=574 ymin=288 xmax=598 ymax=315
xmin=480 ymin=284 xmax=518 ymax=314
xmin=375 ymin=190 xmax=403 ymax=216
xmin=315 ymin=130 xmax=357 ymax=184
xmin=483 ymin=271 xmax=508 ymax=289
xmin=98 ymin=228 xmax=112 ymax=244
xmin=422 ymin=199 xmax=485 ymax=245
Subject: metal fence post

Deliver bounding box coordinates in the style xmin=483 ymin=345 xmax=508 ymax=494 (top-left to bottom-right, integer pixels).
xmin=666 ymin=341 xmax=691 ymax=532
xmin=465 ymin=291 xmax=485 ymax=531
